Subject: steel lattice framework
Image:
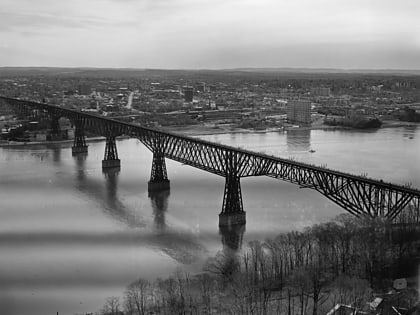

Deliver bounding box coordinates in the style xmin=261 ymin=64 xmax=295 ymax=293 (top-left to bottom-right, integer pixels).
xmin=2 ymin=96 xmax=419 ymax=220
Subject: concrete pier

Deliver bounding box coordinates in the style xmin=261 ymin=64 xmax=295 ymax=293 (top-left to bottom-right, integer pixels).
xmin=102 ymin=159 xmax=121 ymax=169
xmin=71 ymin=145 xmax=88 ymax=155
xmin=148 ymin=179 xmax=170 ymax=192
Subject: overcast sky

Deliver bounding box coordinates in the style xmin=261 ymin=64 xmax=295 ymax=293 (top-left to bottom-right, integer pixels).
xmin=0 ymin=0 xmax=419 ymax=69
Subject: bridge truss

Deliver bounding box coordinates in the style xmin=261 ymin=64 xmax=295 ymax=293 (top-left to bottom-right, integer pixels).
xmin=1 ymin=97 xmax=419 ymax=224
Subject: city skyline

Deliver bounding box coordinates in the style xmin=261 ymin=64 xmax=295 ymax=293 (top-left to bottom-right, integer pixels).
xmin=0 ymin=0 xmax=419 ymax=70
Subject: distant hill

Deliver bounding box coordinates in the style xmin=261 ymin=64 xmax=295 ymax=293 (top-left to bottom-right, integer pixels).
xmin=229 ymin=67 xmax=420 ymax=75
xmin=0 ymin=66 xmax=419 ymax=78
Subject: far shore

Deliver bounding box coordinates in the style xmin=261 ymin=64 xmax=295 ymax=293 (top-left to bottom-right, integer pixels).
xmin=1 ymin=120 xmax=418 ymax=147
xmin=0 ymin=136 xmax=106 ymax=147
xmin=162 ymin=119 xmax=419 ymax=136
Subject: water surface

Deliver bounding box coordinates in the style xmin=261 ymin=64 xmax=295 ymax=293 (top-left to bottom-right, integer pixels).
xmin=1 ymin=126 xmax=419 ymax=315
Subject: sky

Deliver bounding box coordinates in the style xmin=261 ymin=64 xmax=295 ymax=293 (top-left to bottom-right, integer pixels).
xmin=0 ymin=0 xmax=419 ymax=69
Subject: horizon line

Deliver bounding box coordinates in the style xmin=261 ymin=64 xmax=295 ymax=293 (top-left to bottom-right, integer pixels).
xmin=1 ymin=66 xmax=420 ymax=73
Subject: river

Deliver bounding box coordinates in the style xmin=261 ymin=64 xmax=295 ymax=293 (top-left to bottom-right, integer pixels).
xmin=0 ymin=126 xmax=419 ymax=315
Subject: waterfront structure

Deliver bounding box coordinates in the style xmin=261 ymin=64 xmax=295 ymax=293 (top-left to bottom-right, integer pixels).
xmin=287 ymin=99 xmax=311 ymax=124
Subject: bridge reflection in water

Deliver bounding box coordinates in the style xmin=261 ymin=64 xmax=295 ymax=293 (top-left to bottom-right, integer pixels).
xmin=2 ymin=96 xmax=420 ymax=226
xmin=70 ymin=152 xmax=212 ymax=265
xmin=220 ymin=222 xmax=245 ymax=252
xmin=104 ymin=168 xmax=120 ymax=211
xmin=149 ymin=190 xmax=169 ymax=231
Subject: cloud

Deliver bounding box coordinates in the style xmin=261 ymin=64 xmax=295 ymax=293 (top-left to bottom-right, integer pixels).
xmin=0 ymin=0 xmax=140 ymax=33
xmin=0 ymin=11 xmax=104 ymax=32
xmin=0 ymin=0 xmax=419 ymax=68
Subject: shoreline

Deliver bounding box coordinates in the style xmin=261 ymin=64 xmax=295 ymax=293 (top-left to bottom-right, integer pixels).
xmin=0 ymin=136 xmax=107 ymax=147
xmin=1 ymin=121 xmax=418 ymax=147
xmin=161 ymin=120 xmax=419 ymax=136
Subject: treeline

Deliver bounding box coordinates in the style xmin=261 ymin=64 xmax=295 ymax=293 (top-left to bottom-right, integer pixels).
xmin=324 ymin=115 xmax=382 ymax=129
xmin=97 ymin=208 xmax=420 ymax=315
xmin=398 ymin=107 xmax=420 ymax=122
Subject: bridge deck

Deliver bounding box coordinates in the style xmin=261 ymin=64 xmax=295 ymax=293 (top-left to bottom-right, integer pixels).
xmin=2 ymin=96 xmax=419 ymax=220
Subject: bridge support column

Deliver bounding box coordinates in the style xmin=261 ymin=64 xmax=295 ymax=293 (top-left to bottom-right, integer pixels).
xmin=72 ymin=124 xmax=88 ymax=155
xmin=148 ymin=151 xmax=170 ymax=192
xmin=102 ymin=135 xmax=120 ymax=170
xmin=47 ymin=116 xmax=61 ymax=141
xmin=219 ymin=174 xmax=246 ymax=227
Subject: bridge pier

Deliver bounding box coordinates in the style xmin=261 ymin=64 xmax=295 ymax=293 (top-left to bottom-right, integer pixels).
xmin=219 ymin=174 xmax=246 ymax=227
xmin=72 ymin=123 xmax=88 ymax=155
xmin=102 ymin=135 xmax=120 ymax=170
xmin=148 ymin=151 xmax=170 ymax=192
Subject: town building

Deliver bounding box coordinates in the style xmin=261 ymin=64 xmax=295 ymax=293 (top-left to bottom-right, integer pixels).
xmin=196 ymin=82 xmax=206 ymax=92
xmin=78 ymin=83 xmax=91 ymax=95
xmin=287 ymin=99 xmax=311 ymax=124
xmin=183 ymin=86 xmax=194 ymax=102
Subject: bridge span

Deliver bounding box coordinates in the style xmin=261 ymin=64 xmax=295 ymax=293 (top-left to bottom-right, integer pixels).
xmin=1 ymin=96 xmax=419 ymax=226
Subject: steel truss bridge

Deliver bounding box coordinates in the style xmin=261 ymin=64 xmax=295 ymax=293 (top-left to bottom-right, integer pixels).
xmin=1 ymin=96 xmax=419 ymax=226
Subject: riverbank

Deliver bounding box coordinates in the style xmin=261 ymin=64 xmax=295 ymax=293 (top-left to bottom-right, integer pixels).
xmin=160 ymin=117 xmax=352 ymax=136
xmin=381 ymin=119 xmax=420 ymax=128
xmin=162 ymin=119 xmax=419 ymax=136
xmin=0 ymin=135 xmax=135 ymax=147
xmin=0 ymin=136 xmax=105 ymax=147
xmin=1 ymin=120 xmax=418 ymax=147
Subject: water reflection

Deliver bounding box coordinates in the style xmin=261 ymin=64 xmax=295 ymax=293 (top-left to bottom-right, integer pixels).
xmin=103 ymin=169 xmax=119 ymax=205
xmin=74 ymin=153 xmax=87 ymax=181
xmin=402 ymin=126 xmax=417 ymax=139
xmin=148 ymin=190 xmax=170 ymax=231
xmin=51 ymin=146 xmax=61 ymax=164
xmin=219 ymin=223 xmax=245 ymax=252
xmin=30 ymin=150 xmax=50 ymax=162
xmin=70 ymin=160 xmax=205 ymax=265
xmin=70 ymin=156 xmax=147 ymax=228
xmin=217 ymin=223 xmax=246 ymax=280
xmin=101 ymin=169 xmax=147 ymax=228
xmin=286 ymin=129 xmax=311 ymax=152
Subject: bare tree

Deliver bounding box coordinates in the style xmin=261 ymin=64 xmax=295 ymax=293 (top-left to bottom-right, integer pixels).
xmin=329 ymin=275 xmax=372 ymax=310
xmin=99 ymin=296 xmax=121 ymax=315
xmin=124 ymin=278 xmax=151 ymax=315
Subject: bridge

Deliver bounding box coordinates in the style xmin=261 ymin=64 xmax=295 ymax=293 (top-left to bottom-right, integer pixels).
xmin=1 ymin=96 xmax=419 ymax=226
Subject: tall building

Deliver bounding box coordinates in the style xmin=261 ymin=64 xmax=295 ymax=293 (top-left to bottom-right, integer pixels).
xmin=287 ymin=100 xmax=311 ymax=124
xmin=78 ymin=84 xmax=91 ymax=95
xmin=183 ymin=86 xmax=194 ymax=102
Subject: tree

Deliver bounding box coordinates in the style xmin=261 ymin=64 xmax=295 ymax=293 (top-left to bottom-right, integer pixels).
xmin=196 ymin=273 xmax=214 ymax=314
xmin=124 ymin=278 xmax=151 ymax=315
xmin=99 ymin=296 xmax=121 ymax=315
xmin=329 ymin=276 xmax=372 ymax=310
xmin=204 ymin=250 xmax=240 ymax=285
